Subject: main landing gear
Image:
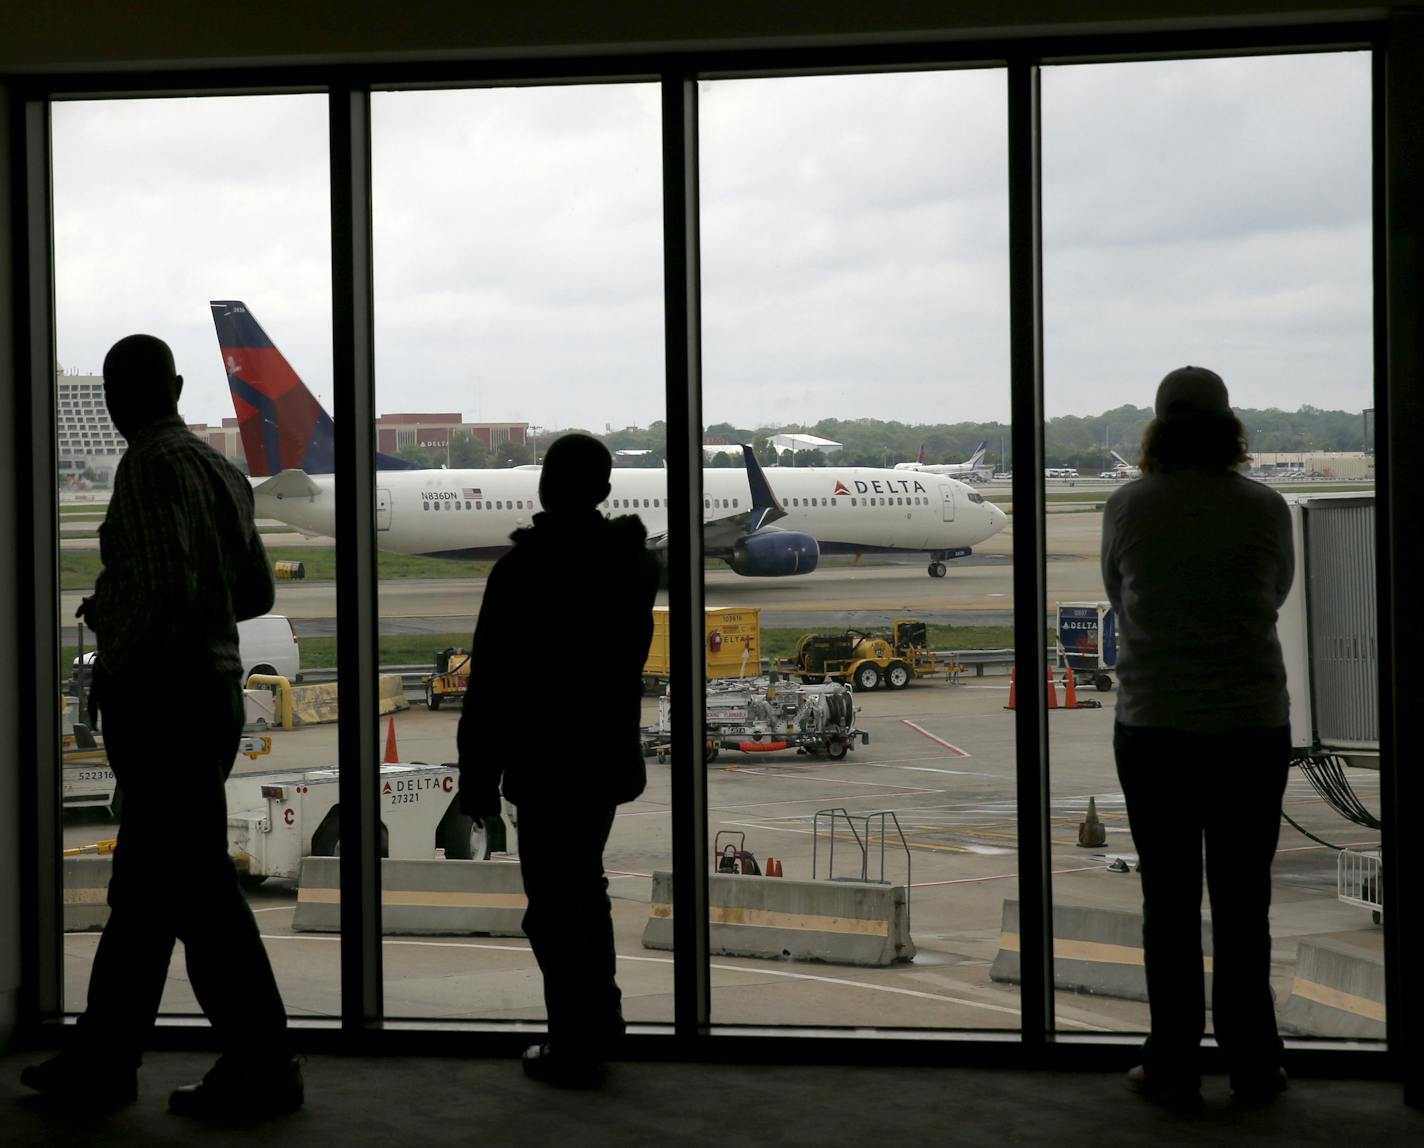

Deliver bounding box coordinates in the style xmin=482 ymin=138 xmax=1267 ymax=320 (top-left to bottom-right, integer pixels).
xmin=927 ymin=561 xmax=947 ymax=578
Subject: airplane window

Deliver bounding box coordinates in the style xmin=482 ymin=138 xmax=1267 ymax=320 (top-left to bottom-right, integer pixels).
xmin=733 ymin=499 xmax=739 ymax=508
xmin=476 ymin=501 xmax=482 ymax=509
xmin=643 ymin=499 xmax=650 ymax=508
xmin=497 ymin=501 xmax=503 ymax=509
xmin=791 ymin=498 xmax=798 ymax=507
xmin=423 ymin=503 xmax=430 ymax=512
xmin=850 ymin=498 xmax=857 ymax=506
xmin=831 ymin=498 xmax=837 ymax=506
xmin=704 ymin=499 xmax=710 ymax=508
xmin=654 ymin=499 xmax=660 ymax=508
xmin=465 ymin=501 xmax=471 ymax=510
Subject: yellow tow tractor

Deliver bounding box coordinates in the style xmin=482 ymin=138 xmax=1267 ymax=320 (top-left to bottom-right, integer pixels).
xmin=422 ymin=647 xmax=471 ymax=711
xmin=777 ymin=619 xmax=960 ymax=691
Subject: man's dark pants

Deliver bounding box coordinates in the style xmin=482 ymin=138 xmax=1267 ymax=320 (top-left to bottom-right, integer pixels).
xmin=516 ymin=803 xmax=622 ymax=1057
xmin=77 ymin=672 xmax=288 ymax=1066
xmin=1114 ymin=722 xmax=1290 ymax=1090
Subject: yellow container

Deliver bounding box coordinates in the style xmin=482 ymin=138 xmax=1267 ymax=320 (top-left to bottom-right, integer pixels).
xmin=644 ymin=606 xmax=761 ymax=680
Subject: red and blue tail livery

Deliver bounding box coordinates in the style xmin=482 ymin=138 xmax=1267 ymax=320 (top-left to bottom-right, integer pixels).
xmin=210 ymin=301 xmax=335 ymax=477
xmin=210 ymin=301 xmax=419 ymax=476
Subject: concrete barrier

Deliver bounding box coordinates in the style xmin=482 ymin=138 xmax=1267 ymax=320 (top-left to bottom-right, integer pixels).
xmin=293 ymin=857 xmax=526 ymax=936
xmin=1279 ymin=931 xmax=1385 ymax=1039
xmin=286 ymin=675 xmax=408 ymax=726
xmin=990 ymin=899 xmax=1214 ymax=1001
xmin=63 ymin=856 xmax=112 ymax=931
xmin=641 ymin=871 xmax=914 ymax=967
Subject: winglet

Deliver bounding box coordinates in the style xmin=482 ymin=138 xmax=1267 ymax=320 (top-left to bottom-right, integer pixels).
xmin=742 ymin=444 xmax=786 ymax=529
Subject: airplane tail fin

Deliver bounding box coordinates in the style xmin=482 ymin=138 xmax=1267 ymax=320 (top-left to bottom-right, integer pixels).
xmin=917 ymin=443 xmax=925 ymax=465
xmin=968 ymin=440 xmax=988 ymax=467
xmin=741 ymin=444 xmax=786 ymax=529
xmin=211 ymin=301 xmax=335 ymax=477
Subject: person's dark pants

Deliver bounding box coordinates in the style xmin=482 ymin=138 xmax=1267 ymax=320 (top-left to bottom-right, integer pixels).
xmin=76 ymin=672 xmax=288 ymax=1067
xmin=1114 ymin=722 xmax=1290 ymax=1090
xmin=516 ymin=803 xmax=623 ymax=1058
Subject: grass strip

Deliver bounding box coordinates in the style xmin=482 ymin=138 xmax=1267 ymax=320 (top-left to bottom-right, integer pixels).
xmin=60 ymin=549 xmax=495 ymax=589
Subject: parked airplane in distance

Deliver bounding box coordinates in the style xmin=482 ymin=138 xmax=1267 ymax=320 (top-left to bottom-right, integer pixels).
xmin=894 ymin=440 xmax=991 ymax=483
xmin=213 ymin=301 xmax=1008 ymax=578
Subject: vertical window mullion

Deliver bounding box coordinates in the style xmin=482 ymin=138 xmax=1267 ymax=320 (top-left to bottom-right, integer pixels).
xmin=661 ymin=72 xmax=711 ymax=1039
xmin=1380 ymin=18 xmax=1424 ymax=1100
xmin=17 ymin=91 xmax=63 ymax=1031
xmin=330 ymin=86 xmax=383 ymax=1033
xmin=1007 ymin=59 xmax=1053 ymax=1049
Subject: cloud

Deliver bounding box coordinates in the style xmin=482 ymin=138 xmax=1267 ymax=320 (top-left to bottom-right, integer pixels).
xmin=49 ymin=51 xmax=1372 ymax=431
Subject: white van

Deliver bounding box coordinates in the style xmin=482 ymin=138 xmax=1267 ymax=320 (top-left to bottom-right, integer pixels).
xmin=238 ymin=614 xmax=302 ymax=685
xmin=72 ymin=613 xmax=301 ymax=687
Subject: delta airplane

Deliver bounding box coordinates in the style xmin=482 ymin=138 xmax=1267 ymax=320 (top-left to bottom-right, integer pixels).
xmin=894 ymin=440 xmax=991 ymax=483
xmin=212 ymin=301 xmax=1007 ymax=579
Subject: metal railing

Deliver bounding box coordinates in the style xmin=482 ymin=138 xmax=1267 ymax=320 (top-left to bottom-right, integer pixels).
xmin=811 ymin=807 xmax=912 ymax=922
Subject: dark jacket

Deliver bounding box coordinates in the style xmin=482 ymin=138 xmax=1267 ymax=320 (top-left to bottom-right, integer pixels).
xmin=456 ymin=509 xmax=659 ymax=813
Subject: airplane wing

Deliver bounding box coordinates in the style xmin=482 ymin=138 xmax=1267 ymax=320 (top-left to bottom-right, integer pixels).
xmin=644 ymin=445 xmax=787 ymax=555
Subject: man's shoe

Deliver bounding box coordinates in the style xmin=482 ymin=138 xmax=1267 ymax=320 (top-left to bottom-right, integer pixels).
xmin=1124 ymin=1064 xmax=1202 ymax=1109
xmin=521 ymin=1043 xmax=605 ymax=1089
xmin=20 ymin=1052 xmax=138 ymax=1108
xmin=169 ymin=1055 xmax=303 ymax=1119
xmin=1232 ymin=1066 xmax=1289 ymax=1106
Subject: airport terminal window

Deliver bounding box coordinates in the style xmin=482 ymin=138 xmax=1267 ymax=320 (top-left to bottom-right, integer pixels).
xmin=1042 ymin=51 xmax=1377 ymax=1041
xmin=700 ymin=67 xmax=1012 ymax=1028
xmin=31 ymin=33 xmax=1392 ymax=1055
xmin=371 ymin=81 xmax=666 ymax=1024
xmin=51 ymin=92 xmax=333 ymax=1020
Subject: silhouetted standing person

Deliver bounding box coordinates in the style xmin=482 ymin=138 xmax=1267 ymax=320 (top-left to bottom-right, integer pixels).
xmin=1103 ymin=366 xmax=1294 ymax=1107
xmin=457 ymin=433 xmax=658 ymax=1086
xmin=22 ymin=335 xmax=301 ymax=1117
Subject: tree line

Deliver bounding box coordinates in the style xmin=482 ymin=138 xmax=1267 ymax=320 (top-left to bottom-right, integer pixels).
xmin=392 ymin=404 xmax=1372 ymax=472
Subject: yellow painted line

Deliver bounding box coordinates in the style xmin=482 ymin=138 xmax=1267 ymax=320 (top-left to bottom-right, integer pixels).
xmin=1291 ymin=977 xmax=1386 ymax=1023
xmin=649 ymin=902 xmax=888 ymax=938
xmin=62 ymin=888 xmax=108 ymax=904
xmin=999 ymin=930 xmax=1214 ymax=972
xmin=298 ymin=888 xmax=526 ymax=909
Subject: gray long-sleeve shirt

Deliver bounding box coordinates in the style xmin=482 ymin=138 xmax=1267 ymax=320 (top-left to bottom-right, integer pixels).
xmin=1101 ymin=470 xmax=1294 ymax=732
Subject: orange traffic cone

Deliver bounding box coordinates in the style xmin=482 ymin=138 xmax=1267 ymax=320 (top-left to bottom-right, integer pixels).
xmin=1063 ymin=666 xmax=1078 ymax=709
xmin=1006 ymin=665 xmax=1017 ymax=710
xmin=767 ymin=857 xmax=783 ymax=877
xmin=1046 ymin=665 xmax=1058 ymax=709
xmin=384 ymin=716 xmax=399 ymax=763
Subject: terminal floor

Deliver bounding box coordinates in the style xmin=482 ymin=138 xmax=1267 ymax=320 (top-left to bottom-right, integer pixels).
xmin=3 ymin=1049 xmax=1419 ymax=1147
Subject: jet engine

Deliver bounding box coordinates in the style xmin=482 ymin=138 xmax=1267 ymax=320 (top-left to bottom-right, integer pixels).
xmin=728 ymin=530 xmax=820 ymax=577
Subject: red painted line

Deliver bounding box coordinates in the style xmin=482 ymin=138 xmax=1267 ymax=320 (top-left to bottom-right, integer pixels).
xmin=899 ymin=719 xmax=970 ymax=757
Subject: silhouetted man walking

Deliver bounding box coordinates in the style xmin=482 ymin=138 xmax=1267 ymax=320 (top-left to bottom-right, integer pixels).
xmin=1104 ymin=366 xmax=1294 ymax=1108
xmin=457 ymin=433 xmax=659 ymax=1086
xmin=22 ymin=335 xmax=301 ymax=1117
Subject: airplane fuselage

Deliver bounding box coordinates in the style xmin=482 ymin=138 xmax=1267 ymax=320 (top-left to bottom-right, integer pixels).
xmin=256 ymin=465 xmax=1007 ymax=566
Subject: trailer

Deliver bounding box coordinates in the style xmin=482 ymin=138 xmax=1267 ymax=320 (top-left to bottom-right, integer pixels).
xmin=643 ymin=606 xmax=761 ymax=693
xmin=422 ymin=647 xmax=471 ymax=710
xmin=649 ymin=676 xmax=866 ymax=762
xmin=61 ymin=730 xmax=272 ymax=816
xmin=225 ymin=760 xmax=518 ymax=883
xmin=776 ymin=619 xmax=959 ymax=691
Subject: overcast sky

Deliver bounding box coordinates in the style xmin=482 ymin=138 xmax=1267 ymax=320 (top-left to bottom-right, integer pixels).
xmin=51 ymin=50 xmax=1371 ymax=431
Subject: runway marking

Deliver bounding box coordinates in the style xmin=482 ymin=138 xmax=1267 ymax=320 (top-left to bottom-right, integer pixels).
xmin=253 ymin=933 xmax=1109 ymax=1030
xmin=911 ymin=864 xmax=1102 ymax=889
xmin=899 ymin=720 xmax=971 ymax=757
xmin=858 ymin=763 xmax=997 ymax=778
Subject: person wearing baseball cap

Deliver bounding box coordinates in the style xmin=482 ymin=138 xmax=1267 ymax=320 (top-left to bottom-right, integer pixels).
xmin=1103 ymin=366 xmax=1295 ymax=1108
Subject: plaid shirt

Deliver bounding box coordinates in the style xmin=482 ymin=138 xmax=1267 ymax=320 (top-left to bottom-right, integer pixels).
xmin=89 ymin=414 xmax=274 ymax=677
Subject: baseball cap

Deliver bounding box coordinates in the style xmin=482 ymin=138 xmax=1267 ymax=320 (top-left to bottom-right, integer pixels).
xmin=1155 ymin=365 xmax=1231 ymax=421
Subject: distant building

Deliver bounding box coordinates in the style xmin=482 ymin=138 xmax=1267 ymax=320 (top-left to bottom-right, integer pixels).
xmin=376 ymin=413 xmax=527 ymax=459
xmin=1251 ymin=451 xmax=1374 ymax=480
xmin=765 ymin=432 xmax=842 ymax=460
xmin=55 ymin=367 xmax=125 ymax=484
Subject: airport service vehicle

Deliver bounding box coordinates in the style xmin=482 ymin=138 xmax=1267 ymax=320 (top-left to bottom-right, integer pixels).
xmin=776 ymin=620 xmax=960 ymax=691
xmin=226 ymin=761 xmax=516 ymax=883
xmin=422 ymin=647 xmax=471 ymax=710
xmin=643 ymin=606 xmax=762 ymax=692
xmin=71 ymin=614 xmax=301 ymax=693
xmin=651 ymin=676 xmax=865 ymax=762
xmin=61 ymin=730 xmax=272 ymax=814
xmin=211 ymin=301 xmax=1007 ymax=580
xmin=1044 ymin=467 xmax=1080 ymax=479
xmin=1054 ymin=602 xmax=1117 ymax=692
